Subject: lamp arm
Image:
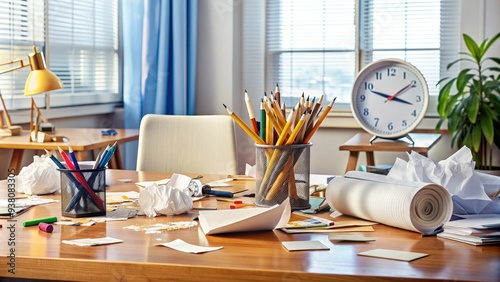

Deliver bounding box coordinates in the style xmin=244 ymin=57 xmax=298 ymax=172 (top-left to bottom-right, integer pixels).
xmin=0 ymin=59 xmax=30 ymax=75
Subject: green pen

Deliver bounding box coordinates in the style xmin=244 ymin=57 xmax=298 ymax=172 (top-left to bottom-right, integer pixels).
xmin=23 ymin=216 xmax=58 ymax=227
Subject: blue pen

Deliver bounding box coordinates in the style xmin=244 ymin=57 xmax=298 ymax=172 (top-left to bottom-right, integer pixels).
xmin=68 ymin=145 xmax=80 ymax=170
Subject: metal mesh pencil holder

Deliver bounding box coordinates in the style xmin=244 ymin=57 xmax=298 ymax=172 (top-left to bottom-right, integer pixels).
xmin=255 ymin=143 xmax=311 ymax=210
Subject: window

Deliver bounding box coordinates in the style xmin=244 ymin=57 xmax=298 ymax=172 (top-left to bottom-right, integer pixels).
xmin=264 ymin=0 xmax=459 ymax=113
xmin=0 ymin=0 xmax=119 ymax=110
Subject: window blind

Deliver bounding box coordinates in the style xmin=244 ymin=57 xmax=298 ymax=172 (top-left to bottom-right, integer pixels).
xmin=265 ymin=0 xmax=459 ymax=109
xmin=0 ymin=0 xmax=119 ymax=110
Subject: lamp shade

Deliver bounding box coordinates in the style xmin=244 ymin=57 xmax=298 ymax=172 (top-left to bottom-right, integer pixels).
xmin=24 ymin=48 xmax=63 ymax=96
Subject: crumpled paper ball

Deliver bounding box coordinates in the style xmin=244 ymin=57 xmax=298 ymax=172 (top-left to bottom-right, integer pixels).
xmin=138 ymin=183 xmax=193 ymax=217
xmin=16 ymin=155 xmax=60 ymax=195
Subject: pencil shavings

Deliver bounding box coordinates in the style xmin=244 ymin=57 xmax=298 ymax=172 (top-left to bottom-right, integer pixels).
xmin=124 ymin=221 xmax=198 ymax=234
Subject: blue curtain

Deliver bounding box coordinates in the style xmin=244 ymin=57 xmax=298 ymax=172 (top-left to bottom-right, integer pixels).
xmin=121 ymin=0 xmax=198 ymax=169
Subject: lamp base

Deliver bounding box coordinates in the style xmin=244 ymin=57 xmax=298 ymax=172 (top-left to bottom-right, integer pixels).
xmin=30 ymin=131 xmax=67 ymax=143
xmin=0 ymin=125 xmax=22 ymax=136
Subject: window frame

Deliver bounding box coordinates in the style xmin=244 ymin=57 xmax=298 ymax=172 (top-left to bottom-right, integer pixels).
xmin=0 ymin=0 xmax=121 ymax=113
xmin=243 ymin=0 xmax=467 ymax=125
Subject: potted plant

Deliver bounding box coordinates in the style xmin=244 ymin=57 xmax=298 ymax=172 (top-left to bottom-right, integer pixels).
xmin=436 ymin=33 xmax=500 ymax=170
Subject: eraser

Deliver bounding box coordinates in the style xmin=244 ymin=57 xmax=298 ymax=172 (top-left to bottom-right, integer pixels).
xmin=38 ymin=222 xmax=54 ymax=233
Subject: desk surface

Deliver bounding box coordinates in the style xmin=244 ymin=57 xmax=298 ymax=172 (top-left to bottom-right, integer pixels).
xmin=0 ymin=128 xmax=139 ymax=151
xmin=339 ymin=132 xmax=442 ymax=153
xmin=1 ymin=170 xmax=499 ymax=282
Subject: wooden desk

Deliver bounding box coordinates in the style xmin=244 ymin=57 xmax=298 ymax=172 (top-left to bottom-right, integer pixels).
xmin=0 ymin=170 xmax=498 ymax=282
xmin=0 ymin=128 xmax=139 ymax=173
xmin=339 ymin=132 xmax=442 ymax=173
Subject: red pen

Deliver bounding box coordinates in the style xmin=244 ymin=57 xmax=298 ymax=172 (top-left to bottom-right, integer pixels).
xmin=230 ymin=201 xmax=254 ymax=209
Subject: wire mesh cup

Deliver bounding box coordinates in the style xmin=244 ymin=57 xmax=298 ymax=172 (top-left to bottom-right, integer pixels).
xmin=255 ymin=143 xmax=312 ymax=210
xmin=59 ymin=166 xmax=106 ymax=217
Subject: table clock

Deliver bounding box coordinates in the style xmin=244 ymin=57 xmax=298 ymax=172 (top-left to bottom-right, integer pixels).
xmin=351 ymin=58 xmax=429 ymax=144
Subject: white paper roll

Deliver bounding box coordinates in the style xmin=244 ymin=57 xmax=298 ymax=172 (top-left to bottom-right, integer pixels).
xmin=326 ymin=171 xmax=453 ymax=235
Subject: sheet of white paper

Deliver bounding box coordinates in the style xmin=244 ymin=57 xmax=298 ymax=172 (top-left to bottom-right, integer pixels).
xmin=106 ymin=191 xmax=140 ymax=200
xmin=358 ymin=249 xmax=428 ymax=261
xmin=198 ymin=199 xmax=291 ymax=235
xmin=0 ymin=197 xmax=57 ymax=208
xmin=329 ymin=234 xmax=376 ymax=242
xmin=281 ymin=240 xmax=330 ymax=251
xmin=444 ymin=214 xmax=500 ymax=229
xmin=61 ymin=237 xmax=123 ymax=246
xmin=159 ymin=238 xmax=222 ymax=253
xmin=245 ymin=163 xmax=256 ymax=178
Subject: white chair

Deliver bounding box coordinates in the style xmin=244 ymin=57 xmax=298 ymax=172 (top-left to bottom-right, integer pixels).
xmin=136 ymin=114 xmax=238 ymax=175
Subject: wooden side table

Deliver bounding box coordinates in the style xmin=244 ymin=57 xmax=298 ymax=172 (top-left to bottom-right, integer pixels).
xmin=339 ymin=132 xmax=441 ymax=173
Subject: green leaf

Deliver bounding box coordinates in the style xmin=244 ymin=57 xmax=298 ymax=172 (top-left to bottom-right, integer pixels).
xmin=466 ymin=94 xmax=480 ymax=123
xmin=463 ymin=34 xmax=481 ymax=62
xmin=444 ymin=93 xmax=461 ymax=117
xmin=471 ymin=124 xmax=482 ymax=152
xmin=437 ymin=79 xmax=455 ymax=115
xmin=482 ymin=32 xmax=500 ymax=55
xmin=456 ymin=72 xmax=474 ymax=94
xmin=480 ymin=113 xmax=494 ymax=144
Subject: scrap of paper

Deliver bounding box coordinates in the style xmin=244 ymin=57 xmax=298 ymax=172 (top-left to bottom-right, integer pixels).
xmin=62 ymin=237 xmax=123 ymax=247
xmin=281 ymin=240 xmax=330 ymax=252
xmin=124 ymin=221 xmax=198 ymax=234
xmin=358 ymin=249 xmax=428 ymax=262
xmin=329 ymin=234 xmax=375 ymax=242
xmin=158 ymin=238 xmax=222 ymax=254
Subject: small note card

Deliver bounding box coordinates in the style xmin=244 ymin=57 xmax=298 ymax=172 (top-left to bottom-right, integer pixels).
xmin=281 ymin=240 xmax=330 ymax=252
xmin=62 ymin=237 xmax=123 ymax=247
xmin=358 ymin=249 xmax=428 ymax=262
xmin=329 ymin=234 xmax=375 ymax=242
xmin=158 ymin=238 xmax=222 ymax=254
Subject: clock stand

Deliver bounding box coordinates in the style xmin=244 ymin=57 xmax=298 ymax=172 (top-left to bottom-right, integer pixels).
xmin=369 ymin=134 xmax=415 ymax=145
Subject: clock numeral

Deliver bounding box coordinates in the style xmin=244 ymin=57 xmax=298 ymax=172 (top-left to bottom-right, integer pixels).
xmin=360 ymin=94 xmax=366 ymax=101
xmin=364 ymin=82 xmax=374 ymax=90
xmin=411 ymin=110 xmax=417 ymax=116
xmin=403 ymin=72 xmax=407 ymax=79
xmin=402 ymin=120 xmax=407 ymax=127
xmin=374 ymin=117 xmax=379 ymax=126
xmin=387 ymin=68 xmax=396 ymax=76
xmin=375 ymin=72 xmax=382 ymax=80
xmin=388 ymin=122 xmax=393 ymax=130
xmin=363 ymin=108 xmax=369 ymax=116
xmin=411 ymin=80 xmax=417 ymax=87
xmin=416 ymin=95 xmax=421 ymax=102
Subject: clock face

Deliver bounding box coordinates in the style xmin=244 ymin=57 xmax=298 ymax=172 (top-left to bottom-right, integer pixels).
xmin=351 ymin=59 xmax=429 ymax=139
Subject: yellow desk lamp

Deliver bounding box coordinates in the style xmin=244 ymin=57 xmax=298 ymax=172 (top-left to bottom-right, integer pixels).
xmin=0 ymin=46 xmax=63 ymax=140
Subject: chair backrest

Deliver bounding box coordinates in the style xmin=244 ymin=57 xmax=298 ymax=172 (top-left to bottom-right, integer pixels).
xmin=136 ymin=114 xmax=238 ymax=175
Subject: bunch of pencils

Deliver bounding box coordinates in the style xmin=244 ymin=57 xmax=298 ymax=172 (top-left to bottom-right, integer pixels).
xmin=45 ymin=142 xmax=117 ymax=213
xmin=224 ymin=84 xmax=336 ymax=203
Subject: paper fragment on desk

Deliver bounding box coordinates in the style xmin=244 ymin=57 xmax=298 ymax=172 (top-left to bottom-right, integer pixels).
xmin=62 ymin=237 xmax=123 ymax=246
xmin=281 ymin=240 xmax=330 ymax=251
xmin=158 ymin=238 xmax=222 ymax=253
xmin=358 ymin=249 xmax=428 ymax=262
xmin=198 ymin=199 xmax=291 ymax=235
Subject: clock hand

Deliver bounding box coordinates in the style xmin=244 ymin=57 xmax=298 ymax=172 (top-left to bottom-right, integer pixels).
xmin=369 ymin=90 xmax=391 ymax=99
xmin=370 ymin=90 xmax=413 ymax=105
xmin=385 ymin=82 xmax=413 ymax=102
